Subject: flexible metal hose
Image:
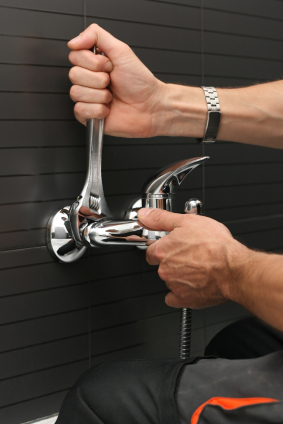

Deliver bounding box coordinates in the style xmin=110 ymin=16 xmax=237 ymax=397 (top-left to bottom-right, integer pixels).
xmin=179 ymin=307 xmax=192 ymax=359
xmin=178 ymin=199 xmax=203 ymax=359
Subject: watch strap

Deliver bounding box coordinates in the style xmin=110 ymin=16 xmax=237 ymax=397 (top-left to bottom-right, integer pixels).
xmin=197 ymin=86 xmax=221 ymax=143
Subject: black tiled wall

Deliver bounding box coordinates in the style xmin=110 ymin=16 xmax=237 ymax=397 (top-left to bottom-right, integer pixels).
xmin=0 ymin=1 xmax=282 ymax=422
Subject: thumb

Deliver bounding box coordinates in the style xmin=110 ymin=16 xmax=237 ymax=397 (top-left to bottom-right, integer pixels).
xmin=137 ymin=208 xmax=183 ymax=232
xmin=68 ymin=23 xmax=124 ymax=60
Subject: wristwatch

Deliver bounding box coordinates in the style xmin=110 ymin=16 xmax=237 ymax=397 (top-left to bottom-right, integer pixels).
xmin=197 ymin=86 xmax=221 ymax=143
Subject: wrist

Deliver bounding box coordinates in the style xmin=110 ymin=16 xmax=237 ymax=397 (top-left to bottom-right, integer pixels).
xmin=153 ymin=83 xmax=207 ymax=138
xmin=221 ymin=240 xmax=255 ymax=303
xmin=224 ymin=242 xmax=273 ymax=305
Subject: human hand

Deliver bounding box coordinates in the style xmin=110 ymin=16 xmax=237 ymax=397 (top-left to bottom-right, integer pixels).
xmin=67 ymin=24 xmax=166 ymax=138
xmin=137 ymin=208 xmax=249 ymax=309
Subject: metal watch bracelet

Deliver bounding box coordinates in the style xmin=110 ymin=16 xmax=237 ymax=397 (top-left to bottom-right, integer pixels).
xmin=197 ymin=86 xmax=221 ymax=143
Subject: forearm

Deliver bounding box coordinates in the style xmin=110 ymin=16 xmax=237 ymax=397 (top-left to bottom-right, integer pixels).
xmin=157 ymin=80 xmax=283 ymax=149
xmin=228 ymin=248 xmax=283 ymax=332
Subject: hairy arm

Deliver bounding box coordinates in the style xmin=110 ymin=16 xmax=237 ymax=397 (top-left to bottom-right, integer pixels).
xmin=231 ymin=250 xmax=283 ymax=332
xmin=68 ymin=24 xmax=283 ymax=148
xmin=162 ymin=81 xmax=283 ymax=149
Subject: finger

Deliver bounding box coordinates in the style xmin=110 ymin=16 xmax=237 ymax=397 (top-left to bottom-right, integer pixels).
xmin=69 ymin=50 xmax=113 ymax=73
xmin=145 ymin=242 xmax=160 ymax=266
xmin=70 ymin=85 xmax=112 ymax=104
xmin=165 ymin=292 xmax=187 ymax=308
xmin=137 ymin=208 xmax=183 ymax=232
xmin=74 ymin=102 xmax=110 ymax=125
xmin=69 ymin=66 xmax=110 ymax=89
xmin=68 ymin=23 xmax=126 ymax=60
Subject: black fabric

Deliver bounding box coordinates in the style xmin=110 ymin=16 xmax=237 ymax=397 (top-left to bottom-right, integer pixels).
xmin=56 ymin=318 xmax=283 ymax=424
xmin=176 ymin=350 xmax=283 ymax=424
xmin=197 ymin=402 xmax=283 ymax=424
xmin=55 ymin=358 xmax=196 ymax=424
xmin=205 ymin=317 xmax=283 ymax=359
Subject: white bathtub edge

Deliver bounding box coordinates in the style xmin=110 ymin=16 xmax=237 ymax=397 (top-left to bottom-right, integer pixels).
xmin=23 ymin=413 xmax=58 ymax=424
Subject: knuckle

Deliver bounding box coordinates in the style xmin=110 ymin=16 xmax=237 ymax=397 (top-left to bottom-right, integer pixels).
xmin=158 ymin=265 xmax=167 ymax=281
xmin=70 ymin=85 xmax=81 ymax=100
xmin=166 ymin=281 xmax=182 ymax=296
xmin=89 ymin=54 xmax=104 ymax=71
xmin=122 ymin=42 xmax=133 ymax=54
xmin=145 ymin=246 xmax=155 ymax=264
xmin=154 ymin=244 xmax=165 ymax=262
xmin=91 ymin=58 xmax=100 ymax=72
xmin=104 ymin=89 xmax=112 ymax=103
xmin=145 ymin=251 xmax=150 ymax=264
xmin=68 ymin=66 xmax=79 ymax=83
xmin=68 ymin=51 xmax=76 ymax=64
xmin=74 ymin=102 xmax=85 ymax=117
xmin=89 ymin=23 xmax=99 ymax=32
xmin=100 ymin=73 xmax=110 ymax=88
xmin=74 ymin=103 xmax=109 ymax=120
xmin=96 ymin=104 xmax=108 ymax=119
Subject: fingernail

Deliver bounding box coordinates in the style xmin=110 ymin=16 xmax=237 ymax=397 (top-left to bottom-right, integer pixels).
xmin=104 ymin=61 xmax=113 ymax=72
xmin=69 ymin=34 xmax=81 ymax=44
xmin=138 ymin=208 xmax=153 ymax=218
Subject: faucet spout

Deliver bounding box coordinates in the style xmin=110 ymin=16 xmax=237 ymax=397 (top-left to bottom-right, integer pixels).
xmin=84 ymin=219 xmax=162 ymax=247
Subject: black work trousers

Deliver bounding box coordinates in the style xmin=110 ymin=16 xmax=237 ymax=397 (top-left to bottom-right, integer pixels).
xmin=56 ymin=317 xmax=283 ymax=424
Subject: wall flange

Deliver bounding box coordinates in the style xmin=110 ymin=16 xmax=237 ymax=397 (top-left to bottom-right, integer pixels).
xmin=46 ymin=206 xmax=87 ymax=263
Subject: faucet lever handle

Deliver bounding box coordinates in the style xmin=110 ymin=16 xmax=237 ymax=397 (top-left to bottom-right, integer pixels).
xmin=143 ymin=156 xmax=210 ymax=196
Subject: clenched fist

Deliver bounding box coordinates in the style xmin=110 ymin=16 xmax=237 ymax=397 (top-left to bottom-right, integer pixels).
xmin=137 ymin=208 xmax=250 ymax=309
xmin=67 ymin=24 xmax=207 ymax=139
xmin=68 ymin=24 xmax=166 ymax=138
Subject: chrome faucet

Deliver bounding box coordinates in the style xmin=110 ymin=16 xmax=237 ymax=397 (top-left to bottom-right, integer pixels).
xmin=84 ymin=154 xmax=209 ymax=245
xmin=46 ymin=110 xmax=208 ymax=263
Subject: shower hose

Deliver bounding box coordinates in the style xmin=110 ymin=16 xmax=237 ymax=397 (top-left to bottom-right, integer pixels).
xmin=179 ymin=307 xmax=192 ymax=359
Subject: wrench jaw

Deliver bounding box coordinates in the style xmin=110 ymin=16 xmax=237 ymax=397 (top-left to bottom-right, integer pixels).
xmin=69 ymin=202 xmax=108 ymax=249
